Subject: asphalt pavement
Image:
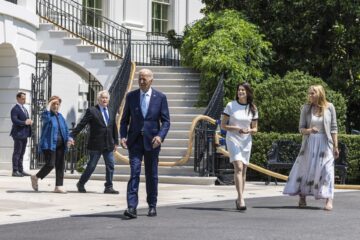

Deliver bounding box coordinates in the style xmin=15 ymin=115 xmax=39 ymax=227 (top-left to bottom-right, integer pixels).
xmin=0 ymin=191 xmax=359 ymax=240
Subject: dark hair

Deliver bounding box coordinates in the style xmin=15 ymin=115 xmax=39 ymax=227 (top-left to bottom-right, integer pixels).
xmin=235 ymin=82 xmax=257 ymax=117
xmin=16 ymin=92 xmax=25 ymax=98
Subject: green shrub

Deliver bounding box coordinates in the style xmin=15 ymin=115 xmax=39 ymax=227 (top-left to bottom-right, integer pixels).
xmin=253 ymin=71 xmax=347 ymax=133
xmin=181 ymin=10 xmax=272 ymax=106
xmin=249 ymin=133 xmax=360 ymax=184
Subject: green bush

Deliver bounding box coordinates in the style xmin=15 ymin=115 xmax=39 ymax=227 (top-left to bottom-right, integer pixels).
xmin=249 ymin=132 xmax=360 ymax=184
xmin=253 ymin=71 xmax=347 ymax=133
xmin=181 ymin=10 xmax=272 ymax=106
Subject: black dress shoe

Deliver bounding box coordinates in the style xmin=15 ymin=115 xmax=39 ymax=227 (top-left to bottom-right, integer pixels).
xmin=147 ymin=207 xmax=157 ymax=217
xmin=76 ymin=182 xmax=86 ymax=193
xmin=12 ymin=171 xmax=23 ymax=177
xmin=124 ymin=208 xmax=137 ymax=219
xmin=104 ymin=187 xmax=119 ymax=194
xmin=20 ymin=171 xmax=30 ymax=176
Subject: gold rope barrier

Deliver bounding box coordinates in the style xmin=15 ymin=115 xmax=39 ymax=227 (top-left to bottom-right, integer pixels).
xmin=113 ymin=82 xmax=360 ymax=190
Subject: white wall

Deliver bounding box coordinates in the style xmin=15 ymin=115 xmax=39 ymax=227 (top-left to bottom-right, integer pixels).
xmin=0 ymin=0 xmax=38 ymax=171
xmin=51 ymin=63 xmax=88 ymax=129
xmin=107 ymin=0 xmax=204 ymax=39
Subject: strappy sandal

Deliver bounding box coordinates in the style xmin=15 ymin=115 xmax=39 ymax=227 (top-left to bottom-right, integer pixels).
xmin=298 ymin=197 xmax=307 ymax=208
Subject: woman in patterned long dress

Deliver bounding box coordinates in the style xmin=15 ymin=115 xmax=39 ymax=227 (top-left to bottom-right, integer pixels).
xmin=221 ymin=83 xmax=258 ymax=211
xmin=283 ymin=85 xmax=339 ymax=211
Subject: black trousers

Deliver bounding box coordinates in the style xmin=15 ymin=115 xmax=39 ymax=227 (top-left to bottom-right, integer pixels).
xmin=36 ymin=143 xmax=65 ymax=186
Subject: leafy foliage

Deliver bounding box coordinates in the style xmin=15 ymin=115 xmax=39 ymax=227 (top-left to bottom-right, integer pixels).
xmin=254 ymin=71 xmax=347 ymax=133
xmin=181 ymin=10 xmax=272 ymax=105
xmin=248 ymin=133 xmax=360 ymax=184
xmin=201 ymin=0 xmax=360 ymax=131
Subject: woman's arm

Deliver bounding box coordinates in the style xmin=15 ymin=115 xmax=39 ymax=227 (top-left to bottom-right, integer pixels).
xmin=249 ymin=120 xmax=258 ymax=134
xmin=220 ymin=114 xmax=241 ymax=133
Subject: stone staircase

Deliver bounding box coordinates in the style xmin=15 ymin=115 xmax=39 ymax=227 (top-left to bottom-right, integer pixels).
xmin=36 ymin=22 xmax=121 ymax=88
xmin=94 ymin=66 xmax=214 ymax=182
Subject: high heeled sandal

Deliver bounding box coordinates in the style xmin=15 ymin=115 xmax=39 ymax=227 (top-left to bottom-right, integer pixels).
xmin=298 ymin=197 xmax=307 ymax=208
xmin=236 ymin=200 xmax=247 ymax=211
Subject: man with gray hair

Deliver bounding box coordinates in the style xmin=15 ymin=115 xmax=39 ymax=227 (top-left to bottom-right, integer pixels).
xmin=121 ymin=68 xmax=170 ymax=218
xmin=70 ymin=90 xmax=119 ymax=194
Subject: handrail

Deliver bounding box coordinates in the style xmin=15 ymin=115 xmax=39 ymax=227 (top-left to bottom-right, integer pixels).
xmin=36 ymin=0 xmax=131 ymax=58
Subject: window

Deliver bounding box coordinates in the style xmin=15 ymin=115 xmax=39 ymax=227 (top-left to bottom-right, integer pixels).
xmin=152 ymin=0 xmax=170 ymax=33
xmin=82 ymin=0 xmax=102 ymax=27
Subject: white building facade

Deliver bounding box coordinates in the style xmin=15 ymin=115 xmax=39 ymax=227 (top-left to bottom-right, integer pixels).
xmin=0 ymin=0 xmax=204 ymax=171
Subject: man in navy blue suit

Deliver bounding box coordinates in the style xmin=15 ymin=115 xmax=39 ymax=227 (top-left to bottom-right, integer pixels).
xmin=10 ymin=92 xmax=32 ymax=177
xmin=120 ymin=68 xmax=170 ymax=218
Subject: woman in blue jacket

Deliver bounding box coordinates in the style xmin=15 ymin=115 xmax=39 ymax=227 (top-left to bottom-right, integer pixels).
xmin=30 ymin=96 xmax=70 ymax=193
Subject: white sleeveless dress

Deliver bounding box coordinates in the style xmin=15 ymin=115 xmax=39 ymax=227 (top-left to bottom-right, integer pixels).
xmin=223 ymin=101 xmax=258 ymax=165
xmin=283 ymin=114 xmax=335 ymax=199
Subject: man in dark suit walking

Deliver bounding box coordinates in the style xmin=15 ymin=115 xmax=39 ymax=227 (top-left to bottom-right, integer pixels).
xmin=120 ymin=68 xmax=170 ymax=218
xmin=10 ymin=92 xmax=32 ymax=177
xmin=70 ymin=90 xmax=119 ymax=194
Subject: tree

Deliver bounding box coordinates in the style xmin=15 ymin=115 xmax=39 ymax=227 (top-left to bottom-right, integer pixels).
xmin=181 ymin=10 xmax=272 ymax=105
xmin=201 ymin=0 xmax=360 ymax=131
xmin=254 ymin=70 xmax=347 ymax=133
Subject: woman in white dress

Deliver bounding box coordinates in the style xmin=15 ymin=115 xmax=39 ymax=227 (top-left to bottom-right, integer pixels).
xmin=221 ymin=83 xmax=258 ymax=211
xmin=283 ymin=85 xmax=339 ymax=211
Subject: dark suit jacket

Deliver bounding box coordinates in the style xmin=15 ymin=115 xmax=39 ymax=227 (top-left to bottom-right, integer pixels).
xmin=10 ymin=104 xmax=31 ymax=139
xmin=120 ymin=88 xmax=170 ymax=151
xmin=71 ymin=105 xmax=119 ymax=151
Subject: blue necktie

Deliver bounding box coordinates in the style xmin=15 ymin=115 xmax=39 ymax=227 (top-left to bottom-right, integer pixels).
xmin=22 ymin=105 xmax=29 ymax=118
xmin=141 ymin=93 xmax=147 ymax=117
xmin=103 ymin=107 xmax=109 ymax=125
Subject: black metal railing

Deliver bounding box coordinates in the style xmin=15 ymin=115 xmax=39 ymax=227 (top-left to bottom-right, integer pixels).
xmin=131 ymin=39 xmax=180 ymax=66
xmin=5 ymin=0 xmax=17 ymax=4
xmin=194 ymin=74 xmax=224 ymax=176
xmin=30 ymin=55 xmax=52 ymax=169
xmin=108 ymin=39 xmax=132 ymax=118
xmin=36 ymin=0 xmax=131 ymax=58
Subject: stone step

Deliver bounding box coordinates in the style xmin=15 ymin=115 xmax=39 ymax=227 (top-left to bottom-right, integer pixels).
xmin=65 ymin=173 xmax=216 ymax=185
xmin=118 ymin=147 xmax=188 ymax=156
xmin=161 ymin=138 xmax=189 ymax=147
xmin=63 ymin=37 xmax=82 ymax=45
xmin=104 ymin=59 xmax=122 ymax=67
xmin=136 ymin=66 xmax=198 ymax=73
xmin=133 ymin=79 xmax=200 ymax=85
xmin=76 ymin=44 xmax=95 ymax=53
xmin=90 ymin=52 xmax=108 ymax=60
xmin=169 ymin=107 xmax=204 ymax=114
xmin=93 ymin=165 xmax=197 ymax=177
xmin=132 ymin=85 xmax=199 ymax=93
xmin=168 ymin=99 xmax=197 ymax=107
xmin=39 ymin=23 xmax=54 ymax=31
xmin=48 ymin=30 xmax=68 ymax=38
xmin=134 ymin=72 xmax=200 ymax=80
xmin=165 ymin=92 xmax=198 ymax=100
xmin=169 ymin=122 xmax=192 ymax=130
xmin=170 ymin=114 xmax=200 ymax=122
xmin=166 ymin=130 xmax=191 ymax=138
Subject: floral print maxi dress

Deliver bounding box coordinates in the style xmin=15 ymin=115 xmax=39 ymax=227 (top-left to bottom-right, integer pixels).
xmin=283 ymin=115 xmax=334 ymax=199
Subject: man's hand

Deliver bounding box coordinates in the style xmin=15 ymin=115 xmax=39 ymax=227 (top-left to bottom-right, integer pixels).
xmin=152 ymin=136 xmax=162 ymax=149
xmin=25 ymin=119 xmax=33 ymax=125
xmin=114 ymin=144 xmax=119 ymax=152
xmin=120 ymin=138 xmax=128 ymax=149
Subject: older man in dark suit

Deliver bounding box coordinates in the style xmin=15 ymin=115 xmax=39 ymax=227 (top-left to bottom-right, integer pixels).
xmin=70 ymin=90 xmax=119 ymax=194
xmin=120 ymin=68 xmax=170 ymax=218
xmin=10 ymin=92 xmax=32 ymax=177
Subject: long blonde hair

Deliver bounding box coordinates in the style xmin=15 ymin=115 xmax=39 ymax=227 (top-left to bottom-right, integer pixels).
xmin=307 ymin=85 xmax=328 ymax=116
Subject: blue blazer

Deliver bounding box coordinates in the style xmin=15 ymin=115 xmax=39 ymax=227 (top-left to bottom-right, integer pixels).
xmin=39 ymin=110 xmax=70 ymax=153
xmin=10 ymin=104 xmax=31 ymax=139
xmin=120 ymin=88 xmax=170 ymax=151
